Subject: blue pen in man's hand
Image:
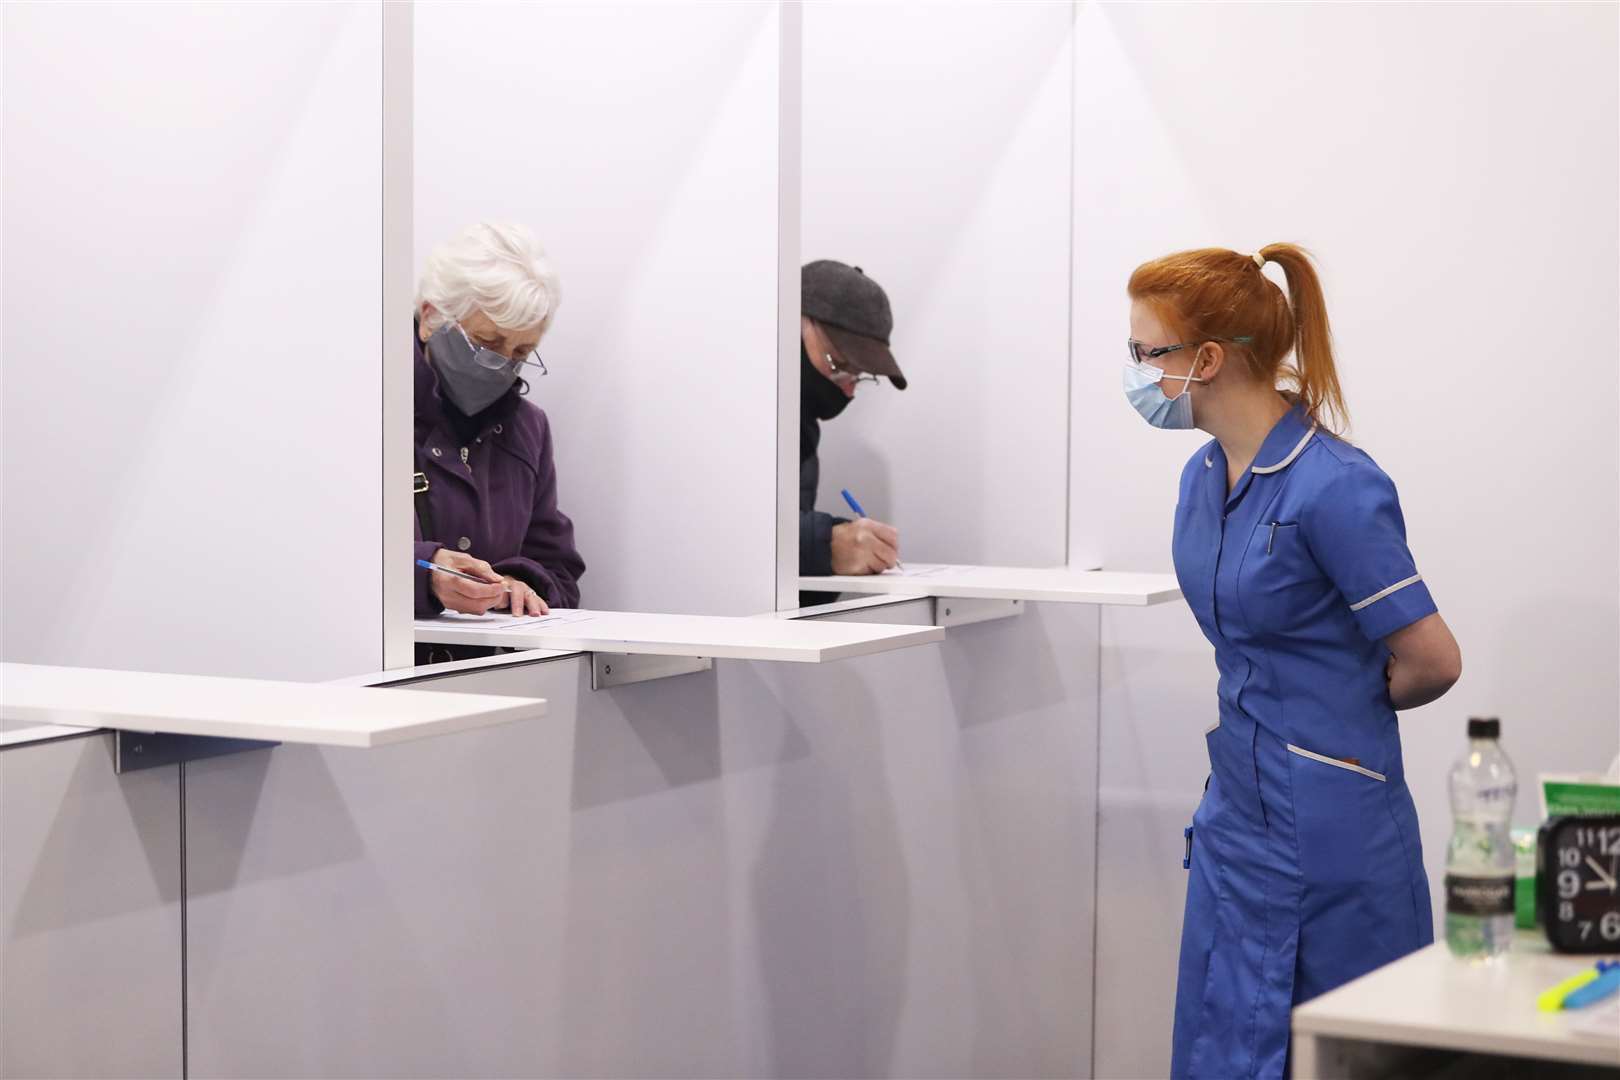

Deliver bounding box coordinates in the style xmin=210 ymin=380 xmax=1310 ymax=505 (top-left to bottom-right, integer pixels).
xmin=839 ymin=489 xmax=902 ymax=571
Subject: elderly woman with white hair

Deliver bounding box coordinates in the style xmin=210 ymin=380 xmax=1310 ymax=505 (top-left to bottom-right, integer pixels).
xmin=413 ymin=222 xmax=584 ymax=626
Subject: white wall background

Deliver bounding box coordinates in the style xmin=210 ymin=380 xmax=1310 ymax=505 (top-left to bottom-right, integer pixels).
xmin=415 ymin=1 xmax=781 ymax=618
xmin=0 ymin=1 xmax=385 ymax=681
xmin=802 ymin=1 xmax=1072 ymax=568
xmin=1070 ymin=2 xmax=1620 ymax=1075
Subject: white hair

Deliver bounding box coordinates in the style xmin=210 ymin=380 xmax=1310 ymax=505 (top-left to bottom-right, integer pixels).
xmin=415 ymin=221 xmax=561 ymax=337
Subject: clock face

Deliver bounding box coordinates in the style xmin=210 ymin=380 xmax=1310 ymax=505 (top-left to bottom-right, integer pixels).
xmin=1547 ymin=817 xmax=1620 ymax=951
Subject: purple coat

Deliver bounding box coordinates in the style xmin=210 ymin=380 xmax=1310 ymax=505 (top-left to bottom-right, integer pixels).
xmin=413 ymin=334 xmax=585 ymax=616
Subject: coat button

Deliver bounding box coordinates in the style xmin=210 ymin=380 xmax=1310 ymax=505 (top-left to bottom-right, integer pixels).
xmin=457 ymin=536 xmax=472 ymax=551
xmin=431 ymin=447 xmax=442 ymax=458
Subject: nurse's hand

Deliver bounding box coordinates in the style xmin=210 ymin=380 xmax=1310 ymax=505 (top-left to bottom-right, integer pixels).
xmin=499 ymin=576 xmax=550 ymax=617
xmin=831 ymin=518 xmax=900 ymax=575
xmin=429 ymin=550 xmax=507 ymax=615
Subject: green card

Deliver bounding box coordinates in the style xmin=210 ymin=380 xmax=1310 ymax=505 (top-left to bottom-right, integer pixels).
xmin=1540 ymin=773 xmax=1620 ymax=818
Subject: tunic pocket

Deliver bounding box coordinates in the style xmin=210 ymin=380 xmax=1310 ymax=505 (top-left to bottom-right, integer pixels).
xmin=1237 ymin=519 xmax=1332 ymax=636
xmin=1287 ymin=742 xmax=1405 ymax=890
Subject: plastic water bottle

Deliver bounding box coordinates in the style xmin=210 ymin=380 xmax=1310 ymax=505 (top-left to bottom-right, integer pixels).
xmin=1445 ymin=717 xmax=1518 ymax=958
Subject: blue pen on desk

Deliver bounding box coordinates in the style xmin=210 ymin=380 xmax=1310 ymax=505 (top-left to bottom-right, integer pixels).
xmin=416 ymin=558 xmax=509 ymax=592
xmin=840 ymin=488 xmax=903 ymax=571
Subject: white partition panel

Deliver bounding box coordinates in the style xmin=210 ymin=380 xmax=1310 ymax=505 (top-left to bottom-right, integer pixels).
xmin=801 ymin=1 xmax=1073 ymax=568
xmin=1 ymin=738 xmax=181 ymax=1078
xmin=184 ymin=603 xmax=1101 ymax=1077
xmin=414 ymin=2 xmax=781 ymax=617
xmin=0 ymin=1 xmax=386 ymax=680
xmin=1069 ymin=3 xmax=1620 ymax=1075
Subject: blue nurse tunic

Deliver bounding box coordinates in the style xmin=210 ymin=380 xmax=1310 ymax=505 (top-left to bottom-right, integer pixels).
xmin=1169 ymin=405 xmax=1436 ymax=1079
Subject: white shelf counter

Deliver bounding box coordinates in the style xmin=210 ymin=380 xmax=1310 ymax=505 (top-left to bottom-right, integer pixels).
xmin=414 ymin=608 xmax=942 ymax=662
xmin=0 ymin=663 xmax=545 ymax=749
xmin=1292 ymin=935 xmax=1620 ymax=1076
xmin=798 ymin=564 xmax=1183 ymax=606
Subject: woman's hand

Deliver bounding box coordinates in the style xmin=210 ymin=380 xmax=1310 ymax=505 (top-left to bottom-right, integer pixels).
xmin=499 ymin=576 xmax=550 ymax=617
xmin=1384 ymin=613 xmax=1463 ymax=710
xmin=429 ymin=550 xmax=507 ymax=615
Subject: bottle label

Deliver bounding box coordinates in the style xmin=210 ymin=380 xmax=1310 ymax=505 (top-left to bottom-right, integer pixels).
xmin=1445 ymin=873 xmax=1514 ymax=917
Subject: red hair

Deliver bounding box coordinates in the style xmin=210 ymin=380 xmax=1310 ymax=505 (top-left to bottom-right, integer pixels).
xmin=1128 ymin=244 xmax=1348 ymax=433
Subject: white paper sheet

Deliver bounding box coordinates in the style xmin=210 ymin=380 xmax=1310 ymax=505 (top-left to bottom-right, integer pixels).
xmin=428 ymin=609 xmax=598 ymax=631
xmin=878 ymin=564 xmax=963 ymax=578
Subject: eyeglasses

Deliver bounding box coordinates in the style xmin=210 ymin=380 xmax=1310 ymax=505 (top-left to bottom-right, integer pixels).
xmin=1127 ymin=336 xmax=1253 ymax=366
xmin=824 ymin=350 xmax=879 ymax=387
xmin=456 ymin=322 xmax=548 ymax=377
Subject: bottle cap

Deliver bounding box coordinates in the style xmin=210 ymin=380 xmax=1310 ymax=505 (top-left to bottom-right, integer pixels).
xmin=1468 ymin=717 xmax=1501 ymax=739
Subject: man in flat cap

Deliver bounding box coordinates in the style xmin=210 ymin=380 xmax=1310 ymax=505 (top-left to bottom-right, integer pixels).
xmin=799 ymin=260 xmax=907 ymax=602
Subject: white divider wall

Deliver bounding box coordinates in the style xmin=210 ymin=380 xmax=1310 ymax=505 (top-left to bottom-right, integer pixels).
xmin=2 ymin=4 xmax=390 ymax=1074
xmin=0 ymin=1 xmax=386 ymax=681
xmin=182 ymin=603 xmax=1102 ymax=1078
xmin=414 ymin=1 xmax=781 ymax=617
xmin=801 ymin=1 xmax=1072 ymax=568
xmin=1068 ymin=3 xmax=1620 ymax=1075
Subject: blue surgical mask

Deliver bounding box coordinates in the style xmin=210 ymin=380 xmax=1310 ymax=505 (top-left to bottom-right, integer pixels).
xmin=1123 ymin=359 xmax=1205 ymax=430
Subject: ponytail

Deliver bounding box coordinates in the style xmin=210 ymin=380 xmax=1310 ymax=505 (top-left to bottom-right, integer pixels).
xmin=1128 ymin=243 xmax=1350 ymax=434
xmin=1257 ymin=243 xmax=1348 ymax=433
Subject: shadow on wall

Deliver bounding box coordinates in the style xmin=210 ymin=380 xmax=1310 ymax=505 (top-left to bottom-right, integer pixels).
xmin=182 ymin=744 xmax=364 ymax=899
xmin=9 ymin=735 xmax=180 ymax=934
xmin=742 ymin=660 xmax=910 ymax=1078
xmin=570 ymin=665 xmax=726 ymax=811
xmin=941 ymin=603 xmax=1069 ymax=729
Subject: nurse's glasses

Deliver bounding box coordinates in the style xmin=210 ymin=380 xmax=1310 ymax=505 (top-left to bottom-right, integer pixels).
xmin=1128 ymin=336 xmax=1254 ymax=366
xmin=456 ymin=322 xmax=548 ymax=377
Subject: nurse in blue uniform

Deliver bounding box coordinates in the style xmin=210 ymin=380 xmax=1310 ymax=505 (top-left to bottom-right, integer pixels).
xmin=1123 ymin=245 xmax=1464 ymax=1079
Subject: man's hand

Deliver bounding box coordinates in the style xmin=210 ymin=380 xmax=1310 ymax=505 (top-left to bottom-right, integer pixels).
xmin=830 ymin=518 xmax=900 ymax=575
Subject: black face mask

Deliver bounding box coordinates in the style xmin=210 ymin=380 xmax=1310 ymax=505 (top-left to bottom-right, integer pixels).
xmin=802 ymin=350 xmax=852 ymax=421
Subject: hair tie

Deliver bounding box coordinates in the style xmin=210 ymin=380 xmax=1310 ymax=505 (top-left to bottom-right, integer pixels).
xmin=1252 ymin=252 xmax=1266 ymax=269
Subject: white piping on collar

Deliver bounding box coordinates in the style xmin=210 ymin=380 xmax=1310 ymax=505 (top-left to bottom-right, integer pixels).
xmin=1252 ymin=423 xmax=1319 ymax=475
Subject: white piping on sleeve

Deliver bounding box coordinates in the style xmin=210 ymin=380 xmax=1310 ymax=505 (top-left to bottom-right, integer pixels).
xmin=1286 ymin=744 xmax=1387 ymax=782
xmin=1349 ymin=573 xmax=1423 ymax=613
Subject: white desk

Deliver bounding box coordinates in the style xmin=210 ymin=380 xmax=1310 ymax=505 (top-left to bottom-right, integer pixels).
xmin=0 ymin=663 xmax=545 ymax=749
xmin=799 ymin=564 xmax=1183 ymax=606
xmin=414 ymin=609 xmax=943 ymax=662
xmin=1292 ymin=936 xmax=1620 ymax=1077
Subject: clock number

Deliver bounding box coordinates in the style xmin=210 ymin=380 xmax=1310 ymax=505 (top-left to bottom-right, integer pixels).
xmin=1559 ymin=868 xmax=1582 ymax=900
xmin=1561 ymin=846 xmax=1582 ymax=868
xmin=1560 ymin=900 xmax=1575 ymax=922
xmin=1580 ymin=920 xmax=1593 ymax=940
xmin=1603 ymin=912 xmax=1620 ymax=941
xmin=1602 ymin=828 xmax=1620 ymax=857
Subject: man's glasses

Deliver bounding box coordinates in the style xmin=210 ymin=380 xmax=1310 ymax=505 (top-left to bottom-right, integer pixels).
xmin=456 ymin=322 xmax=548 ymax=377
xmin=825 ymin=351 xmax=878 ymax=387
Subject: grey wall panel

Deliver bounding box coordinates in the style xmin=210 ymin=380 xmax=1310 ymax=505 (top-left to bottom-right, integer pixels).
xmin=0 ymin=735 xmax=182 ymax=1079
xmin=183 ymin=658 xmax=582 ymax=1078
xmin=185 ymin=606 xmax=1098 ymax=1078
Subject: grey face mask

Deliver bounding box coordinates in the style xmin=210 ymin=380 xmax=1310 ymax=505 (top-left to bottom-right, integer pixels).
xmin=427 ymin=323 xmax=519 ymax=415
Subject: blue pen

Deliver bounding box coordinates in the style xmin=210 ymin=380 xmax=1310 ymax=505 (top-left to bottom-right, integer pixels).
xmin=416 ymin=558 xmax=509 ymax=592
xmin=840 ymin=489 xmax=903 ymax=571
xmin=1563 ymin=965 xmax=1620 ymax=1009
